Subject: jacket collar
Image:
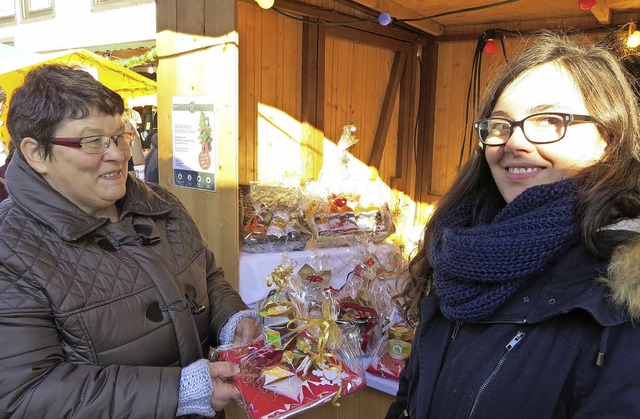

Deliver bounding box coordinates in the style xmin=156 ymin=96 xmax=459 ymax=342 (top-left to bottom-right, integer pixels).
xmin=486 ymin=242 xmax=630 ymax=326
xmin=6 ymin=151 xmax=171 ymax=241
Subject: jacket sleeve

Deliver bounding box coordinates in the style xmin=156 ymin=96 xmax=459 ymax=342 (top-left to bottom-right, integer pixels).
xmin=205 ymin=248 xmax=249 ymax=346
xmin=0 ymin=267 xmax=182 ymax=418
xmin=573 ymin=324 xmax=640 ymax=418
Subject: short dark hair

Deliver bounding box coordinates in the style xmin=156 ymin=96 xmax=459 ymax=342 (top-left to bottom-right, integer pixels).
xmin=7 ymin=64 xmax=124 ymax=159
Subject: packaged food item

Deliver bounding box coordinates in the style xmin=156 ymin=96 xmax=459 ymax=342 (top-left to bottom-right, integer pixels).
xmin=366 ymin=311 xmax=414 ymax=381
xmin=240 ymin=184 xmax=312 ymax=253
xmin=308 ymin=197 xmax=395 ymax=248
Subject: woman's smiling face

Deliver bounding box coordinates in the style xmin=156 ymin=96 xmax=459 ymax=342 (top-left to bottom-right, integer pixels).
xmin=484 ymin=62 xmax=607 ymax=204
xmin=38 ymin=112 xmax=130 ymax=219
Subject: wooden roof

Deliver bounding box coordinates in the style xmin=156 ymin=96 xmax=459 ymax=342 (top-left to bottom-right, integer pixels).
xmin=347 ymin=0 xmax=640 ymax=36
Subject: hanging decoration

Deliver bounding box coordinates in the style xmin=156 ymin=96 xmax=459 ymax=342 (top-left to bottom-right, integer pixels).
xmin=112 ymin=49 xmax=157 ymax=69
xmin=626 ymin=22 xmax=640 ymax=49
xmin=596 ymin=21 xmax=640 ymax=109
xmin=578 ymin=0 xmax=596 ymax=10
xmin=256 ymin=0 xmax=275 ymax=9
xmin=599 ymin=21 xmax=640 ymax=58
xmin=483 ymin=39 xmax=497 ymax=54
xmin=378 ymin=13 xmax=392 ymax=26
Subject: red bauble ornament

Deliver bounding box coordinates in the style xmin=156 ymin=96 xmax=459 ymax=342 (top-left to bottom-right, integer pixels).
xmin=483 ymin=39 xmax=496 ymax=54
xmin=578 ymin=0 xmax=596 ymax=10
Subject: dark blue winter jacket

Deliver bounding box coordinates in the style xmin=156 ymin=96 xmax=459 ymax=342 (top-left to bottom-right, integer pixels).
xmin=387 ymin=230 xmax=640 ymax=418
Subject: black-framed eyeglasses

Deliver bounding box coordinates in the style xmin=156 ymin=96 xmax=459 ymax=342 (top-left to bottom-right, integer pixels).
xmin=51 ymin=133 xmax=133 ymax=154
xmin=474 ymin=112 xmax=595 ymax=146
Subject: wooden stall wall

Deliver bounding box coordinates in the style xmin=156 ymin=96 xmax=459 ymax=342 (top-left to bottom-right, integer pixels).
xmin=237 ymin=2 xmax=303 ymax=184
xmin=237 ymin=0 xmax=427 ymax=246
xmin=238 ymin=2 xmax=421 ymax=189
xmin=156 ymin=0 xmax=240 ymax=289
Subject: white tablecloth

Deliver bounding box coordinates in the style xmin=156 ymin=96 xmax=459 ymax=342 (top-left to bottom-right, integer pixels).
xmin=238 ymin=242 xmax=398 ymax=308
xmin=365 ymin=372 xmax=399 ymax=395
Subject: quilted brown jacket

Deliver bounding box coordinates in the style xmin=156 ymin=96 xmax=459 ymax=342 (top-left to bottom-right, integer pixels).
xmin=0 ymin=153 xmax=248 ymax=418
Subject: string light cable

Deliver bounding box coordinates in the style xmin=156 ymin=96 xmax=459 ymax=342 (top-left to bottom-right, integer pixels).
xmin=270 ymin=0 xmax=520 ymax=27
xmin=458 ymin=29 xmax=519 ymax=168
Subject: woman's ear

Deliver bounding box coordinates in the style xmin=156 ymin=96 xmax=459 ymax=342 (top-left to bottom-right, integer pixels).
xmin=20 ymin=137 xmax=48 ymax=174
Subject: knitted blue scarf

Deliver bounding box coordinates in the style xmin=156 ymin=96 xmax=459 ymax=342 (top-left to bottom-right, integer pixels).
xmin=430 ymin=180 xmax=579 ymax=322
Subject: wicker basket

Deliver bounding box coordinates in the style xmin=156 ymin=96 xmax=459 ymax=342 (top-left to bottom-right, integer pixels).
xmin=239 ymin=184 xmax=312 ymax=253
xmin=309 ymin=202 xmax=395 ymax=248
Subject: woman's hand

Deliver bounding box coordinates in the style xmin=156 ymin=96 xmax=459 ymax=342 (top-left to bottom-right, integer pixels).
xmin=233 ymin=317 xmax=261 ymax=345
xmin=208 ymin=361 xmax=241 ymax=411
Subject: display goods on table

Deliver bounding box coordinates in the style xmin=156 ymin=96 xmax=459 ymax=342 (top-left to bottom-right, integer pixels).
xmin=250 ymin=242 xmax=414 ymax=391
xmin=366 ymin=311 xmax=414 ymax=381
xmin=212 ymin=292 xmax=366 ymax=419
xmin=240 ymin=124 xmax=397 ymax=253
xmin=240 ymin=184 xmax=312 ymax=254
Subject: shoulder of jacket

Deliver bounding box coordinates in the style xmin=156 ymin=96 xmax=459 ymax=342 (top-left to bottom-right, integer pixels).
xmin=603 ymin=233 xmax=640 ymax=320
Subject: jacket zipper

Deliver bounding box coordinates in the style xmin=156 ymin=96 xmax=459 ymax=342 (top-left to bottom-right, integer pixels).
xmin=467 ymin=330 xmax=526 ymax=419
xmin=451 ymin=322 xmax=462 ymax=340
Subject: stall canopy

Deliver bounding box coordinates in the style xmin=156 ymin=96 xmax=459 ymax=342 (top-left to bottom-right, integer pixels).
xmin=0 ymin=44 xmax=157 ymax=101
xmin=0 ymin=44 xmax=156 ymax=143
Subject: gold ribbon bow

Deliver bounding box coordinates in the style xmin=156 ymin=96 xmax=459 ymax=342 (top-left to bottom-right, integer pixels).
xmin=266 ymin=264 xmax=294 ymax=290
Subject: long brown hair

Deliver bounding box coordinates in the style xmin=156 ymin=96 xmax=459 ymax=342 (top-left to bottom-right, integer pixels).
xmin=398 ymin=32 xmax=640 ymax=324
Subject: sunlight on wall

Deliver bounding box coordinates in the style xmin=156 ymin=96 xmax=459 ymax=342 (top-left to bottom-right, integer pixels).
xmin=254 ymin=102 xmax=438 ymax=256
xmin=257 ymin=103 xmax=305 ymax=185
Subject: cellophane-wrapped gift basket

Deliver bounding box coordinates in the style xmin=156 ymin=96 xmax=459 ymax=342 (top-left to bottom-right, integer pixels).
xmin=304 ymin=125 xmax=395 ymax=248
xmin=212 ymin=284 xmax=366 ymax=419
xmin=239 ymin=124 xmax=397 ymax=253
xmin=325 ymin=241 xmax=415 ymax=381
xmin=240 ymin=183 xmax=312 ymax=253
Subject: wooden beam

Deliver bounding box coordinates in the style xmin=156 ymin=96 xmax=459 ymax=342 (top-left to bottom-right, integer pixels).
xmin=301 ymin=19 xmax=322 ymax=180
xmin=368 ymin=51 xmax=406 ymax=168
xmin=315 ymin=25 xmax=327 ymax=179
xmin=591 ymin=0 xmax=611 ymax=24
xmin=414 ymin=38 xmax=438 ymax=206
xmin=273 ymin=0 xmax=431 ymax=42
xmin=392 ymin=43 xmax=419 ymax=192
xmin=325 ymin=24 xmax=414 ymax=54
xmin=348 ymin=0 xmax=444 ymax=36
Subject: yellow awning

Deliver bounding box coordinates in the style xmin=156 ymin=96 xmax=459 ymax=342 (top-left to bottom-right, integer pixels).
xmin=0 ymin=45 xmax=157 ymax=145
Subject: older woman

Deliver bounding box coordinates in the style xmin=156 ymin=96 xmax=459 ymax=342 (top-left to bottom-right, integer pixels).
xmin=0 ymin=64 xmax=258 ymax=417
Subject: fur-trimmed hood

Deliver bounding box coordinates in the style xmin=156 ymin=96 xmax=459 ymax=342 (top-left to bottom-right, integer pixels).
xmin=601 ymin=219 xmax=640 ymax=321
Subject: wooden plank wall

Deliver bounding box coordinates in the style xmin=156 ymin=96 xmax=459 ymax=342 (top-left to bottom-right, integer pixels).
xmin=237 ymin=1 xmax=423 ymax=247
xmin=237 ymin=3 xmax=414 ymax=186
xmin=238 ymin=2 xmax=303 ymax=183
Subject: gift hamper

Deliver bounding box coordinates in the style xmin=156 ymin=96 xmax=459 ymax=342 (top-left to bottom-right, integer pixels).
xmin=212 ymin=292 xmax=366 ymax=419
xmin=240 ymin=183 xmax=312 ymax=253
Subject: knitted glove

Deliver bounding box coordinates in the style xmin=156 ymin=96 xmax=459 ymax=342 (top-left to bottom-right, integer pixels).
xmin=176 ymin=358 xmax=217 ymax=417
xmin=218 ymin=309 xmax=259 ymax=345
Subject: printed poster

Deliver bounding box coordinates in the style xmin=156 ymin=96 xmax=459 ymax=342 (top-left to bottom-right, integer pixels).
xmin=171 ymin=96 xmax=216 ymax=192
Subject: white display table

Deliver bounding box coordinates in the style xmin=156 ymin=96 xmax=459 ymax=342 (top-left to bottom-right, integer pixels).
xmin=238 ymin=242 xmax=398 ymax=308
xmin=365 ymin=372 xmax=399 ymax=395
